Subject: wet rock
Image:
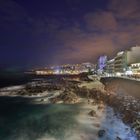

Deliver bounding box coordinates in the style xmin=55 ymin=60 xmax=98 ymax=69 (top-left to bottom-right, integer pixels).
xmin=94 ymin=123 xmax=100 ymax=128
xmin=116 ymin=136 xmax=122 ymax=140
xmin=88 ymin=110 xmax=96 ymax=117
xmin=50 ymin=90 xmax=79 ymax=104
xmin=50 ymin=98 xmax=59 ymax=103
xmin=122 ymin=110 xmax=134 ymax=123
xmin=132 ymin=120 xmax=140 ymax=131
xmin=98 ymin=104 xmax=104 ymax=110
xmin=40 ymin=98 xmax=44 ymax=102
xmin=18 ymin=89 xmax=27 ymax=95
xmin=92 ymin=101 xmax=97 ymax=105
xmin=98 ymin=130 xmax=106 ymax=137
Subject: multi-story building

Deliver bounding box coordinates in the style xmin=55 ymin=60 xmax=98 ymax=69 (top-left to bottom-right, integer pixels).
xmin=96 ymin=45 xmax=140 ymax=76
xmin=107 ymin=45 xmax=140 ymax=75
xmin=131 ymin=63 xmax=140 ymax=76
xmin=114 ymin=51 xmax=127 ymax=74
xmin=106 ymin=59 xmax=115 ymax=74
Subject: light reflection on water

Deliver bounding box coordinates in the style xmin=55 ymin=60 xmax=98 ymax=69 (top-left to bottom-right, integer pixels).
xmin=0 ymin=96 xmax=138 ymax=140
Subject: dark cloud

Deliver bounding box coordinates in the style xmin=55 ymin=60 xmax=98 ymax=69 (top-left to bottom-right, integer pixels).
xmin=84 ymin=11 xmax=118 ymax=31
xmin=0 ymin=0 xmax=140 ymax=67
xmin=48 ymin=0 xmax=140 ymax=64
xmin=108 ymin=0 xmax=140 ymax=20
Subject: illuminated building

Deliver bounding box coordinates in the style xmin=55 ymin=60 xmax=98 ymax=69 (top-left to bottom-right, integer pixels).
xmin=105 ymin=45 xmax=140 ymax=75
xmin=106 ymin=59 xmax=115 ymax=74
xmin=114 ymin=51 xmax=127 ymax=74
xmin=131 ymin=63 xmax=140 ymax=75
xmin=35 ymin=69 xmax=53 ymax=75
xmin=97 ymin=55 xmax=107 ymax=73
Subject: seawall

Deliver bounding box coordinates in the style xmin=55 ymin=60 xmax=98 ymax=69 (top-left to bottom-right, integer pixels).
xmin=100 ymin=77 xmax=140 ymax=99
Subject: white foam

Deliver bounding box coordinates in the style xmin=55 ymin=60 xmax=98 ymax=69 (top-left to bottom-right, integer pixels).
xmin=0 ymin=85 xmax=25 ymax=91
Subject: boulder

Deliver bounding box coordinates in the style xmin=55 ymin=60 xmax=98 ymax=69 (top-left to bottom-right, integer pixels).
xmin=98 ymin=130 xmax=106 ymax=137
xmin=116 ymin=136 xmax=122 ymax=140
xmin=88 ymin=110 xmax=96 ymax=117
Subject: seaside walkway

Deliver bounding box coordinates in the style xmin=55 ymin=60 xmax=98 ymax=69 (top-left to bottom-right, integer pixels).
xmin=88 ymin=75 xmax=140 ymax=82
xmin=99 ymin=75 xmax=140 ymax=82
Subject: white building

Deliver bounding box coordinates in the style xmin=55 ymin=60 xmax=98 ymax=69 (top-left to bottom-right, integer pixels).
xmin=106 ymin=59 xmax=115 ymax=75
xmin=126 ymin=45 xmax=140 ymax=65
xmin=131 ymin=63 xmax=140 ymax=75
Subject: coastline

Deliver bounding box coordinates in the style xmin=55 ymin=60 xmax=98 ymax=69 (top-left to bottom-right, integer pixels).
xmin=0 ymin=77 xmax=139 ymax=139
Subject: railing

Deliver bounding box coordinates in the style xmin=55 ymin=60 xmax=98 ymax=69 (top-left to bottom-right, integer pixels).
xmin=99 ymin=75 xmax=140 ymax=82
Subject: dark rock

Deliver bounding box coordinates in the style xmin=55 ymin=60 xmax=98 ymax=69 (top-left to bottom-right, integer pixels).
xmin=50 ymin=90 xmax=79 ymax=104
xmin=98 ymin=130 xmax=106 ymax=137
xmin=116 ymin=136 xmax=122 ymax=140
xmin=88 ymin=110 xmax=96 ymax=117
xmin=98 ymin=104 xmax=104 ymax=110
xmin=40 ymin=98 xmax=44 ymax=102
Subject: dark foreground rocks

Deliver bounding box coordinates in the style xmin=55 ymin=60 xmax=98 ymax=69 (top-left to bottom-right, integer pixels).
xmin=116 ymin=136 xmax=122 ymax=140
xmin=17 ymin=82 xmax=63 ymax=96
xmin=88 ymin=110 xmax=96 ymax=117
xmin=50 ymin=90 xmax=79 ymax=104
xmin=98 ymin=130 xmax=106 ymax=137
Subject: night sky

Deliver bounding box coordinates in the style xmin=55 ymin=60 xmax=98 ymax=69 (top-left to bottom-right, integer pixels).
xmin=0 ymin=0 xmax=140 ymax=70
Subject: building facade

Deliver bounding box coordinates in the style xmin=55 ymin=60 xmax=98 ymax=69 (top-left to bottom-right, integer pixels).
xmin=105 ymin=45 xmax=140 ymax=75
xmin=106 ymin=59 xmax=115 ymax=74
xmin=114 ymin=51 xmax=127 ymax=73
xmin=131 ymin=63 xmax=140 ymax=75
xmin=98 ymin=55 xmax=107 ymax=73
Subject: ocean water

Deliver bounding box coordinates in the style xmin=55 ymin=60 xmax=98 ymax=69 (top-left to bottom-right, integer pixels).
xmin=0 ymin=96 xmax=80 ymax=140
xmin=0 ymin=72 xmax=80 ymax=88
xmin=0 ymin=96 xmax=137 ymax=140
xmin=0 ymin=72 xmax=33 ymax=88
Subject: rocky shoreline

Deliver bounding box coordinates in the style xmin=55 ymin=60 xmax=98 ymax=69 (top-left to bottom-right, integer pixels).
xmin=0 ymin=76 xmax=140 ymax=139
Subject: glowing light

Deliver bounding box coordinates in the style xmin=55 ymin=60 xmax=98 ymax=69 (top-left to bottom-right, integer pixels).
xmin=116 ymin=72 xmax=121 ymax=76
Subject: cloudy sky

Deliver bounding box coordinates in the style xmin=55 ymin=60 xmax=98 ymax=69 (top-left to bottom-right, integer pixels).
xmin=0 ymin=0 xmax=140 ymax=69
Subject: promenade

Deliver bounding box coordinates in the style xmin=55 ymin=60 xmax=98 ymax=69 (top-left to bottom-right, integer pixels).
xmin=100 ymin=75 xmax=140 ymax=82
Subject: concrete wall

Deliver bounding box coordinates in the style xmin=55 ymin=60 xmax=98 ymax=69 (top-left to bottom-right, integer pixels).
xmin=100 ymin=77 xmax=140 ymax=99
